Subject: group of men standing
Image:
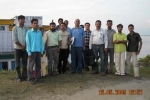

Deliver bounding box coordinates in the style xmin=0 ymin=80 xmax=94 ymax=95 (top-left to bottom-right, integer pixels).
xmin=12 ymin=15 xmax=142 ymax=85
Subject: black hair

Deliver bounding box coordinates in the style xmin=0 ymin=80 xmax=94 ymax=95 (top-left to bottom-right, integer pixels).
xmin=128 ymin=24 xmax=134 ymax=28
xmin=107 ymin=20 xmax=113 ymax=23
xmin=117 ymin=24 xmax=123 ymax=28
xmin=60 ymin=23 xmax=66 ymax=26
xmin=58 ymin=18 xmax=63 ymax=22
xmin=84 ymin=22 xmax=90 ymax=26
xmin=39 ymin=27 xmax=44 ymax=31
xmin=18 ymin=15 xmax=25 ymax=20
xmin=50 ymin=22 xmax=56 ymax=26
xmin=64 ymin=20 xmax=68 ymax=23
xmin=80 ymin=25 xmax=84 ymax=28
xmin=31 ymin=19 xmax=38 ymax=24
xmin=95 ymin=20 xmax=101 ymax=23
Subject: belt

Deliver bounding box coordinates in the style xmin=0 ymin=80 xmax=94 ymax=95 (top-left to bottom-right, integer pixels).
xmin=93 ymin=44 xmax=104 ymax=46
xmin=48 ymin=46 xmax=58 ymax=49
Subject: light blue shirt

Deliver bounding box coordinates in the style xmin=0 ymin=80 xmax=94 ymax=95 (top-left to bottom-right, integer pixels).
xmin=70 ymin=27 xmax=85 ymax=47
xmin=26 ymin=28 xmax=44 ymax=55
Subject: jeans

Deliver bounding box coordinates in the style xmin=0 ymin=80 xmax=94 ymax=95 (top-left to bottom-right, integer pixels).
xmin=92 ymin=44 xmax=105 ymax=73
xmin=28 ymin=52 xmax=41 ymax=81
xmin=115 ymin=52 xmax=125 ymax=75
xmin=71 ymin=46 xmax=83 ymax=73
xmin=126 ymin=52 xmax=139 ymax=77
xmin=104 ymin=48 xmax=114 ymax=72
xmin=14 ymin=49 xmax=28 ymax=79
xmin=58 ymin=49 xmax=69 ymax=73
xmin=47 ymin=47 xmax=59 ymax=74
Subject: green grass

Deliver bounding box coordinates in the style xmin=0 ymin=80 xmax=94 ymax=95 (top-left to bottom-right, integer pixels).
xmin=0 ymin=66 xmax=150 ymax=100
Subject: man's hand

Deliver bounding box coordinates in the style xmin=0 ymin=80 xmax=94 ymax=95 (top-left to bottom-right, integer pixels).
xmin=68 ymin=41 xmax=71 ymax=45
xmin=57 ymin=47 xmax=60 ymax=53
xmin=104 ymin=48 xmax=107 ymax=52
xmin=136 ymin=50 xmax=140 ymax=55
xmin=28 ymin=55 xmax=33 ymax=58
xmin=21 ymin=46 xmax=26 ymax=51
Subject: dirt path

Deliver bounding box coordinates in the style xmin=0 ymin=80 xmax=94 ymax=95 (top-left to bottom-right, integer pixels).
xmin=25 ymin=78 xmax=150 ymax=100
xmin=65 ymin=79 xmax=150 ymax=100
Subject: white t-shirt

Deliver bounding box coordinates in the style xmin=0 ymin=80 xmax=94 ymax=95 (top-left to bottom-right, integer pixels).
xmin=59 ymin=31 xmax=69 ymax=49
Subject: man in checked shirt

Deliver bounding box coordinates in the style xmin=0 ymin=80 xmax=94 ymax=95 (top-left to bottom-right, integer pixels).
xmin=83 ymin=22 xmax=91 ymax=71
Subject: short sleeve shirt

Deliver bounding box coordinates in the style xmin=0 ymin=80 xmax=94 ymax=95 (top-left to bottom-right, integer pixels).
xmin=113 ymin=33 xmax=127 ymax=52
xmin=127 ymin=32 xmax=142 ymax=52
xmin=70 ymin=27 xmax=85 ymax=47
xmin=44 ymin=30 xmax=62 ymax=46
xmin=59 ymin=31 xmax=69 ymax=49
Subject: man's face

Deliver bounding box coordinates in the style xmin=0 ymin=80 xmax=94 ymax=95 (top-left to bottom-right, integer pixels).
xmin=18 ymin=18 xmax=25 ymax=25
xmin=58 ymin=20 xmax=63 ymax=25
xmin=74 ymin=19 xmax=80 ymax=26
xmin=40 ymin=29 xmax=44 ymax=34
xmin=128 ymin=26 xmax=134 ymax=32
xmin=32 ymin=21 xmax=38 ymax=29
xmin=64 ymin=21 xmax=68 ymax=26
xmin=117 ymin=26 xmax=123 ymax=32
xmin=50 ymin=24 xmax=56 ymax=31
xmin=95 ymin=22 xmax=101 ymax=29
xmin=107 ymin=22 xmax=112 ymax=28
xmin=60 ymin=24 xmax=66 ymax=30
xmin=85 ymin=24 xmax=90 ymax=30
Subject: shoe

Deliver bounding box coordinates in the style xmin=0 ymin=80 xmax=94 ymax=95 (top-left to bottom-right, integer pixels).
xmin=16 ymin=78 xmax=22 ymax=83
xmin=125 ymin=73 xmax=129 ymax=75
xmin=85 ymin=68 xmax=89 ymax=71
xmin=121 ymin=75 xmax=125 ymax=77
xmin=70 ymin=72 xmax=76 ymax=74
xmin=29 ymin=81 xmax=35 ymax=85
xmin=22 ymin=77 xmax=28 ymax=81
xmin=135 ymin=76 xmax=141 ymax=80
xmin=115 ymin=72 xmax=121 ymax=76
xmin=91 ymin=72 xmax=98 ymax=74
xmin=108 ymin=71 xmax=113 ymax=74
xmin=102 ymin=72 xmax=106 ymax=76
xmin=105 ymin=69 xmax=108 ymax=74
xmin=36 ymin=79 xmax=44 ymax=83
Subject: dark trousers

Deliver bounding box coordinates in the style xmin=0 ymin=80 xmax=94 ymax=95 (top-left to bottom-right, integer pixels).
xmin=14 ymin=49 xmax=28 ymax=79
xmin=92 ymin=44 xmax=105 ymax=73
xmin=58 ymin=49 xmax=68 ymax=73
xmin=83 ymin=47 xmax=90 ymax=69
xmin=71 ymin=46 xmax=83 ymax=73
xmin=28 ymin=52 xmax=41 ymax=81
xmin=104 ymin=48 xmax=114 ymax=72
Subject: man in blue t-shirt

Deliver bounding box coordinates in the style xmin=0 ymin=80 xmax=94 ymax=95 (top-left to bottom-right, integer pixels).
xmin=70 ymin=19 xmax=85 ymax=74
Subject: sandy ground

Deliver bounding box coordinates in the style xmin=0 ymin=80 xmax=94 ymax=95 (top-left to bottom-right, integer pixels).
xmin=65 ymin=80 xmax=150 ymax=100
xmin=26 ymin=78 xmax=150 ymax=100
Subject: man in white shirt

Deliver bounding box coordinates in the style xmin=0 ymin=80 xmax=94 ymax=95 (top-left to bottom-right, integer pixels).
xmin=89 ymin=20 xmax=108 ymax=76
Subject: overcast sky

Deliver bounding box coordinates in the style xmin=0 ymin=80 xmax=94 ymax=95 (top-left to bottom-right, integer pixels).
xmin=0 ymin=0 xmax=150 ymax=35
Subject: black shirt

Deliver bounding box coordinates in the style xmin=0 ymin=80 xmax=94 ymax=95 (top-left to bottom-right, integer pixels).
xmin=127 ymin=32 xmax=142 ymax=52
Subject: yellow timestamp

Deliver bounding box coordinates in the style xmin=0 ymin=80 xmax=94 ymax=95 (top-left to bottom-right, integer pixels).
xmin=99 ymin=89 xmax=143 ymax=95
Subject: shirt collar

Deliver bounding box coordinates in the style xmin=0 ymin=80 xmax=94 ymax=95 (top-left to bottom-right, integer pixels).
xmin=85 ymin=30 xmax=91 ymax=33
xmin=129 ymin=31 xmax=135 ymax=35
xmin=17 ymin=24 xmax=25 ymax=28
xmin=106 ymin=28 xmax=113 ymax=31
xmin=117 ymin=32 xmax=123 ymax=35
xmin=31 ymin=28 xmax=40 ymax=32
